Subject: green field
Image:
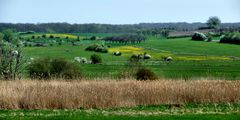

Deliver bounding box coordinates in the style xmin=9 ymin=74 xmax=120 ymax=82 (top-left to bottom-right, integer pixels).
xmin=1 ymin=103 xmax=240 ymax=120
xmin=22 ymin=33 xmax=240 ymax=80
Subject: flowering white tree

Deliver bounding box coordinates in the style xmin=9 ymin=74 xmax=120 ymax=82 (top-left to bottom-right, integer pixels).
xmin=0 ymin=30 xmax=24 ymax=80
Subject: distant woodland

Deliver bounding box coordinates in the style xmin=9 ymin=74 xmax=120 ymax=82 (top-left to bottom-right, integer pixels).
xmin=0 ymin=22 xmax=240 ymax=33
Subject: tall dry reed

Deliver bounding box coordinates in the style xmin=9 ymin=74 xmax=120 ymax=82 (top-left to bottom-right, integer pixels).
xmin=0 ymin=80 xmax=239 ymax=109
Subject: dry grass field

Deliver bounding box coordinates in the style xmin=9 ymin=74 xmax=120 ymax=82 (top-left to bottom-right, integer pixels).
xmin=0 ymin=79 xmax=239 ymax=110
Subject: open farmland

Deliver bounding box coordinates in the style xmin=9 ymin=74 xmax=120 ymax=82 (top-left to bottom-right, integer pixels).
xmin=21 ymin=33 xmax=240 ymax=80
xmin=1 ymin=0 xmax=240 ymax=119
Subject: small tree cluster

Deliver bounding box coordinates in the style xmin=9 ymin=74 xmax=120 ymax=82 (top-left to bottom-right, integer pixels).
xmin=137 ymin=29 xmax=170 ymax=37
xmin=104 ymin=34 xmax=146 ymax=44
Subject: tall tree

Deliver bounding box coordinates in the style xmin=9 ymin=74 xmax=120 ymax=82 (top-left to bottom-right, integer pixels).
xmin=207 ymin=16 xmax=221 ymax=29
xmin=2 ymin=29 xmax=14 ymax=42
xmin=0 ymin=32 xmax=4 ymax=42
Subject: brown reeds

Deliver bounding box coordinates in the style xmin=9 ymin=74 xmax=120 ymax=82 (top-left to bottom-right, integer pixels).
xmin=0 ymin=80 xmax=239 ymax=109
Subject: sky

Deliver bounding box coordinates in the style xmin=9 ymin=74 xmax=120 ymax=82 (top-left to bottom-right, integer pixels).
xmin=0 ymin=0 xmax=239 ymax=24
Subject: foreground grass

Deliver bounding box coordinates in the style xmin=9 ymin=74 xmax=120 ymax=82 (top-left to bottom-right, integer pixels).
xmin=1 ymin=104 xmax=240 ymax=120
xmin=0 ymin=80 xmax=240 ymax=109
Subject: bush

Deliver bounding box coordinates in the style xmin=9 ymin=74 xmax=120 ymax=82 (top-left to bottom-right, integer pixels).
xmin=113 ymin=51 xmax=122 ymax=56
xmin=50 ymin=58 xmax=81 ymax=79
xmin=143 ymin=53 xmax=151 ymax=59
xmin=28 ymin=58 xmax=51 ymax=79
xmin=90 ymin=54 xmax=102 ymax=64
xmin=33 ymin=42 xmax=46 ymax=47
xmin=74 ymin=57 xmax=88 ymax=64
xmin=49 ymin=35 xmax=54 ymax=38
xmin=58 ymin=42 xmax=62 ymax=46
xmin=207 ymin=35 xmax=213 ymax=42
xmin=31 ymin=36 xmax=35 ymax=39
xmin=42 ymin=34 xmax=46 ymax=38
xmin=28 ymin=58 xmax=81 ymax=79
xmin=24 ymin=43 xmax=28 ymax=47
xmin=220 ymin=33 xmax=240 ymax=44
xmin=85 ymin=44 xmax=108 ymax=53
xmin=90 ymin=36 xmax=97 ymax=40
xmin=2 ymin=29 xmax=14 ymax=42
xmin=135 ymin=68 xmax=157 ymax=81
xmin=130 ymin=54 xmax=143 ymax=62
xmin=95 ymin=46 xmax=108 ymax=53
xmin=85 ymin=44 xmax=99 ymax=51
xmin=192 ymin=32 xmax=207 ymax=41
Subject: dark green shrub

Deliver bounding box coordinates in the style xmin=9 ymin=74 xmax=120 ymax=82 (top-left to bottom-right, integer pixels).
xmin=2 ymin=29 xmax=14 ymax=42
xmin=95 ymin=46 xmax=108 ymax=53
xmin=50 ymin=58 xmax=81 ymax=79
xmin=42 ymin=34 xmax=46 ymax=38
xmin=90 ymin=36 xmax=97 ymax=40
xmin=28 ymin=58 xmax=81 ymax=79
xmin=220 ymin=33 xmax=240 ymax=44
xmin=192 ymin=32 xmax=207 ymax=41
xmin=85 ymin=44 xmax=108 ymax=53
xmin=90 ymin=54 xmax=102 ymax=64
xmin=135 ymin=68 xmax=157 ymax=81
xmin=77 ymin=36 xmax=80 ymax=41
xmin=49 ymin=35 xmax=54 ymax=38
xmin=24 ymin=43 xmax=28 ymax=47
xmin=28 ymin=58 xmax=51 ymax=79
xmin=58 ymin=42 xmax=62 ymax=46
xmin=85 ymin=44 xmax=99 ymax=51
xmin=130 ymin=54 xmax=142 ymax=62
xmin=31 ymin=36 xmax=35 ymax=39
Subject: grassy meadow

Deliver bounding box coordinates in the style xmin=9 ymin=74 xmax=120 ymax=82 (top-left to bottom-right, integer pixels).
xmin=21 ymin=33 xmax=240 ymax=80
xmin=1 ymin=104 xmax=240 ymax=120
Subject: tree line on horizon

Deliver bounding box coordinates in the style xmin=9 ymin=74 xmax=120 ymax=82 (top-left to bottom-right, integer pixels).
xmin=0 ymin=22 xmax=239 ymax=33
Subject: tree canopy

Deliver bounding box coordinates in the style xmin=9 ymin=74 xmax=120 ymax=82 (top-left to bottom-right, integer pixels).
xmin=207 ymin=16 xmax=221 ymax=29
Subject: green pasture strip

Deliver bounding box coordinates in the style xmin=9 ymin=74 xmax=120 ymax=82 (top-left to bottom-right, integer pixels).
xmin=1 ymin=103 xmax=240 ymax=120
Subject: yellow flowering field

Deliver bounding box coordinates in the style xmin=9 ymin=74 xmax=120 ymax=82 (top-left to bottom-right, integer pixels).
xmin=109 ymin=46 xmax=144 ymax=54
xmin=45 ymin=34 xmax=79 ymax=39
xmin=109 ymin=46 xmax=233 ymax=61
